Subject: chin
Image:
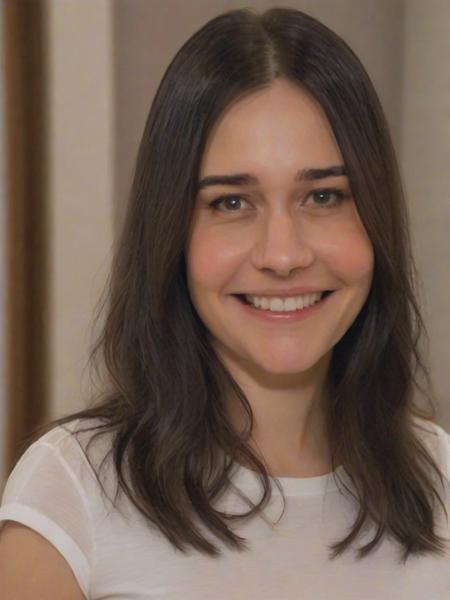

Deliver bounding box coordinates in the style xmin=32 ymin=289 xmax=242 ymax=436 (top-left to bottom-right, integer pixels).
xmin=246 ymin=353 xmax=327 ymax=378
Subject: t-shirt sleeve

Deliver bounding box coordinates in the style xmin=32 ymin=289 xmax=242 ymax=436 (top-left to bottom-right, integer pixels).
xmin=0 ymin=426 xmax=96 ymax=597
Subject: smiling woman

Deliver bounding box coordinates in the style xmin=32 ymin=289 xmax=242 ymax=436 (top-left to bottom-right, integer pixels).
xmin=186 ymin=80 xmax=373 ymax=389
xmin=1 ymin=6 xmax=450 ymax=600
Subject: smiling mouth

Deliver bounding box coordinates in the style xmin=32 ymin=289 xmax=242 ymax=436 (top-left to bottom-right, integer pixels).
xmin=233 ymin=290 xmax=334 ymax=308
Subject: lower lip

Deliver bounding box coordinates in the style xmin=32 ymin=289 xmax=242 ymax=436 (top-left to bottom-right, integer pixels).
xmin=233 ymin=293 xmax=333 ymax=322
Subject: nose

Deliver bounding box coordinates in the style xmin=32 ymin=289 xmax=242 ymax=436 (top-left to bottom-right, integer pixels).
xmin=250 ymin=210 xmax=315 ymax=277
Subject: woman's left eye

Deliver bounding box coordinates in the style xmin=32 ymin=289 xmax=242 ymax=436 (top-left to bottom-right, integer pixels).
xmin=306 ymin=188 xmax=348 ymax=207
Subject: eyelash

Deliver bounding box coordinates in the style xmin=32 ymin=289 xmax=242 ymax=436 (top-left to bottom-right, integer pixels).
xmin=208 ymin=188 xmax=350 ymax=213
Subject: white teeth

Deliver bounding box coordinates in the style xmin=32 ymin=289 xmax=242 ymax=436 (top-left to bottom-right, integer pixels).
xmin=269 ymin=298 xmax=284 ymax=311
xmin=244 ymin=292 xmax=323 ymax=312
xmin=284 ymin=298 xmax=297 ymax=311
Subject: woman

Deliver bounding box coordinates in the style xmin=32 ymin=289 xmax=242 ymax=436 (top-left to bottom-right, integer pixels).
xmin=1 ymin=7 xmax=449 ymax=599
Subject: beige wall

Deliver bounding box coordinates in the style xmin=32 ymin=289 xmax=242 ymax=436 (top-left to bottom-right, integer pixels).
xmin=401 ymin=0 xmax=450 ymax=429
xmin=44 ymin=1 xmax=450 ymax=429
xmin=46 ymin=0 xmax=115 ymax=417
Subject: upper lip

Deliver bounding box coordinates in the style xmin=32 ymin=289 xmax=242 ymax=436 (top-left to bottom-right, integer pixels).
xmin=237 ymin=288 xmax=333 ymax=298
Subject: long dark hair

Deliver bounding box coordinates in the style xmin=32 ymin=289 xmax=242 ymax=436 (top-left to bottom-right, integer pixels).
xmin=42 ymin=7 xmax=449 ymax=563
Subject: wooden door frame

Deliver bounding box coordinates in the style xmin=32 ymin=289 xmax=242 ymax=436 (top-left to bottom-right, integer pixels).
xmin=5 ymin=0 xmax=48 ymax=468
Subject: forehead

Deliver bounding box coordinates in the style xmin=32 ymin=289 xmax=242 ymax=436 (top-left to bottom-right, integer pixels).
xmin=199 ymin=79 xmax=343 ymax=178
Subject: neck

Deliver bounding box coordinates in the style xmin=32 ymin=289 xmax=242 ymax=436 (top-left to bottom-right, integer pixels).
xmin=218 ymin=348 xmax=333 ymax=477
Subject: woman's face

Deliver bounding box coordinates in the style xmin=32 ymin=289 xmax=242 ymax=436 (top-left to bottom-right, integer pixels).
xmin=185 ymin=79 xmax=373 ymax=378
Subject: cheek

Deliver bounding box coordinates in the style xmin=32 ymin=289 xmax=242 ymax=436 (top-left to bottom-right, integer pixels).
xmin=186 ymin=226 xmax=243 ymax=293
xmin=320 ymin=223 xmax=374 ymax=285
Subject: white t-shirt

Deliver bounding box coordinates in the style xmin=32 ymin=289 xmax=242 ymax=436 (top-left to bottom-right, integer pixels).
xmin=1 ymin=416 xmax=450 ymax=599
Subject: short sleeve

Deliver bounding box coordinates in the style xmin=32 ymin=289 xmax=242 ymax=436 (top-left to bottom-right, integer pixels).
xmin=0 ymin=425 xmax=96 ymax=597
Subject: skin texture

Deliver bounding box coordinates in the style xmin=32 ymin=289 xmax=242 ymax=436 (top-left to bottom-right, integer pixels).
xmin=0 ymin=521 xmax=85 ymax=599
xmin=186 ymin=79 xmax=374 ymax=476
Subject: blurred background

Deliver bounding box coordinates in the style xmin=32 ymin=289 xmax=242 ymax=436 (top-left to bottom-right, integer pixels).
xmin=1 ymin=0 xmax=450 ymax=490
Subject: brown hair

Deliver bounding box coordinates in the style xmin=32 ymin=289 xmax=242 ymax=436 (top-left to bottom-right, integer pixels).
xmin=42 ymin=7 xmax=448 ymax=563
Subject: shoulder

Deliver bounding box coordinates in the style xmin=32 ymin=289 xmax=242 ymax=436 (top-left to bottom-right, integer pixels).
xmin=1 ymin=417 xmax=119 ymax=542
xmin=0 ymin=420 xmax=112 ymax=597
xmin=34 ymin=415 xmax=113 ymax=455
xmin=411 ymin=414 xmax=448 ymax=444
xmin=36 ymin=416 xmax=116 ymax=472
xmin=3 ymin=417 xmax=116 ymax=499
xmin=411 ymin=415 xmax=450 ymax=483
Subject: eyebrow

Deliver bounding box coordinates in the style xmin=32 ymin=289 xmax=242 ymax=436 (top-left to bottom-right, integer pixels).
xmin=197 ymin=165 xmax=347 ymax=191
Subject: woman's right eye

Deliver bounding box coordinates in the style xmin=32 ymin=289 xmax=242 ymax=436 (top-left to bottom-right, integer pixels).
xmin=208 ymin=195 xmax=249 ymax=212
